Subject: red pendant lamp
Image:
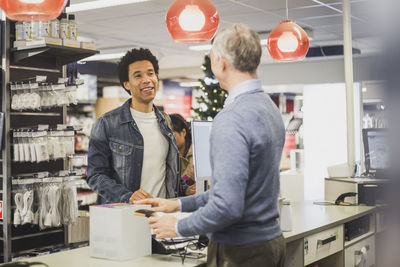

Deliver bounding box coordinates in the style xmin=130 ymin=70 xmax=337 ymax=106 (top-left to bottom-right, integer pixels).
xmin=166 ymin=0 xmax=219 ymax=44
xmin=267 ymin=0 xmax=309 ymax=62
xmin=0 ymin=0 xmax=68 ymax=21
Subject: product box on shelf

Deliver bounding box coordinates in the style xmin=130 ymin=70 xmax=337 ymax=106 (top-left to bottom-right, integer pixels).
xmin=89 ymin=203 xmax=152 ymax=261
xmin=13 ymin=37 xmax=62 ymax=49
xmin=62 ymin=39 xmax=80 ymax=48
xmin=81 ymin=42 xmax=96 ymax=50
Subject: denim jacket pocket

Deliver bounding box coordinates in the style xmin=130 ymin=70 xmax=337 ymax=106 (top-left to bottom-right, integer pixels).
xmin=109 ymin=139 xmax=134 ymax=183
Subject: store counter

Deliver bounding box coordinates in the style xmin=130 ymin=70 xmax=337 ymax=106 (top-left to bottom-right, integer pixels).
xmin=15 ymin=247 xmax=206 ymax=267
xmin=13 ymin=202 xmax=376 ymax=267
xmin=283 ymin=201 xmax=375 ymax=243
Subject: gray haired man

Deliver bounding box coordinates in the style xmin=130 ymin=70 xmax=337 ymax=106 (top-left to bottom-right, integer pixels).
xmin=136 ymin=23 xmax=286 ymax=267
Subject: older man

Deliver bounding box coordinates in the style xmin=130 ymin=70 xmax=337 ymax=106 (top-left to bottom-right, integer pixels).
xmin=137 ymin=24 xmax=286 ymax=267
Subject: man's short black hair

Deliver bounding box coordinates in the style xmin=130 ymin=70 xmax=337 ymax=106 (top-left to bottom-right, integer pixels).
xmin=118 ymin=48 xmax=159 ymax=95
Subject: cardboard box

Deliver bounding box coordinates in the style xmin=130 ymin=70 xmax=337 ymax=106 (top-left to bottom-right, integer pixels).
xmin=90 ymin=203 xmax=151 ymax=261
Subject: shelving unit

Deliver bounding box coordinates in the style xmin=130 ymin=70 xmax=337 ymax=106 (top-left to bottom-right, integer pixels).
xmin=0 ymin=19 xmax=98 ymax=263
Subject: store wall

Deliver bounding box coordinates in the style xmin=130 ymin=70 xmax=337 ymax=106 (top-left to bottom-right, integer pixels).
xmin=160 ymin=55 xmax=381 ymax=86
xmin=258 ymin=56 xmax=381 ymax=85
xmin=303 ymin=83 xmax=348 ymax=200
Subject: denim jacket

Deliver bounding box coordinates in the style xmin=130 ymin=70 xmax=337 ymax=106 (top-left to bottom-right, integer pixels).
xmin=87 ymin=99 xmax=180 ymax=204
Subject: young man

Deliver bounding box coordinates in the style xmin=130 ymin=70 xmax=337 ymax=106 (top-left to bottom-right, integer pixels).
xmin=87 ymin=48 xmax=180 ymax=204
xmin=137 ymin=24 xmax=286 ymax=267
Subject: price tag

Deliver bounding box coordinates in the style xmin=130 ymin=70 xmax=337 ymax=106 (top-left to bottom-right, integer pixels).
xmin=0 ymin=201 xmax=3 ymax=219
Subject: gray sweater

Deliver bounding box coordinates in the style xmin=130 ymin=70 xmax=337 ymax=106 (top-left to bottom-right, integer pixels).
xmin=177 ymin=80 xmax=285 ymax=245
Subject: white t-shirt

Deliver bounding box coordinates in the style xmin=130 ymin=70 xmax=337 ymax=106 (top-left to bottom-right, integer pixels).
xmin=130 ymin=108 xmax=168 ymax=198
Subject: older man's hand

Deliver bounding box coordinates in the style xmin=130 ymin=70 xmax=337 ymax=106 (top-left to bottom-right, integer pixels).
xmin=134 ymin=198 xmax=180 ymax=213
xmin=148 ymin=215 xmax=178 ymax=239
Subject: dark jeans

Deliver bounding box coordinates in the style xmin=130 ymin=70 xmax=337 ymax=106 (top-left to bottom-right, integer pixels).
xmin=206 ymin=235 xmax=286 ymax=267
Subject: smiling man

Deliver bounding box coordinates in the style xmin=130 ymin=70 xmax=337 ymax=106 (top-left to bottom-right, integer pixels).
xmin=87 ymin=48 xmax=180 ymax=204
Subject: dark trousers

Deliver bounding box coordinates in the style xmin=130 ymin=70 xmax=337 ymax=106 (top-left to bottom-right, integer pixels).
xmin=206 ymin=235 xmax=286 ymax=267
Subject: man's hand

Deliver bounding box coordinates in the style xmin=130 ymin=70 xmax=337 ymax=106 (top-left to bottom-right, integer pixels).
xmin=186 ymin=184 xmax=196 ymax=196
xmin=134 ymin=198 xmax=180 ymax=213
xmin=129 ymin=189 xmax=152 ymax=203
xmin=149 ymin=215 xmax=178 ymax=239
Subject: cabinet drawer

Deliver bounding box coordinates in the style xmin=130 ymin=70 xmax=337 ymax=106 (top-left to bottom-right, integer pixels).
xmin=344 ymin=235 xmax=375 ymax=267
xmin=304 ymin=225 xmax=344 ymax=265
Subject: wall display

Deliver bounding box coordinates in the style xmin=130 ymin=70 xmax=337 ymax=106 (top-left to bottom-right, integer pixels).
xmin=1 ymin=18 xmax=98 ymax=262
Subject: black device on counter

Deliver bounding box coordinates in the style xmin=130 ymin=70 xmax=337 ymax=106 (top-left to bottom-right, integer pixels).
xmin=133 ymin=209 xmax=155 ymax=218
xmin=362 ymin=128 xmax=387 ymax=177
xmin=335 ymin=192 xmax=357 ymax=205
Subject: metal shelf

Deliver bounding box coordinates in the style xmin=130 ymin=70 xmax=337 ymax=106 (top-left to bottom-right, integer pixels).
xmin=10 ymin=112 xmax=61 ymax=117
xmin=11 ymin=44 xmax=99 ymax=69
xmin=1 ymin=20 xmax=78 ymax=263
xmin=11 ymin=229 xmax=64 ymax=241
xmin=11 ymin=242 xmax=66 ymax=258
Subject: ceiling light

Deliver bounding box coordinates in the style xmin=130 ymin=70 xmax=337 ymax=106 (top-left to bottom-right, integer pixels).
xmin=81 ymin=52 xmax=126 ymax=62
xmin=267 ymin=0 xmax=309 ymax=62
xmin=66 ymin=0 xmax=151 ymax=13
xmin=0 ymin=0 xmax=68 ymax=21
xmin=179 ymin=5 xmax=206 ymax=31
xmin=166 ymin=0 xmax=219 ymax=44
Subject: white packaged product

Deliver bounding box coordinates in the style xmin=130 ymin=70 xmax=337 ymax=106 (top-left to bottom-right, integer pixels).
xmin=64 ymin=130 xmax=75 ymax=155
xmin=50 ymin=18 xmax=60 ymax=38
xmin=39 ymin=21 xmax=51 ymax=37
xmin=34 ymin=131 xmax=50 ymax=163
xmin=29 ymin=131 xmax=37 ymax=163
xmin=15 ymin=22 xmax=24 ymax=41
xmin=13 ymin=131 xmax=20 ymax=162
xmin=22 ymin=131 xmax=31 ymax=162
xmin=17 ymin=131 xmax=25 ymax=162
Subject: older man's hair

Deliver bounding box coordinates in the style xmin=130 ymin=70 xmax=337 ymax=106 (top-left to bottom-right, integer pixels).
xmin=212 ymin=23 xmax=261 ymax=74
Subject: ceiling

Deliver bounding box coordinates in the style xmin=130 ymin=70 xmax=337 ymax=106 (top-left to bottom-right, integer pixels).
xmin=71 ymin=0 xmax=380 ymax=78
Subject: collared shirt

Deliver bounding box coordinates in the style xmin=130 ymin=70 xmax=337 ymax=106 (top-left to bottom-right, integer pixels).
xmin=224 ymin=79 xmax=263 ymax=107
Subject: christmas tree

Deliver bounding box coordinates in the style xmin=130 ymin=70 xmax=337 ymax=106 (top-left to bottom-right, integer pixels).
xmin=191 ymin=55 xmax=228 ymax=120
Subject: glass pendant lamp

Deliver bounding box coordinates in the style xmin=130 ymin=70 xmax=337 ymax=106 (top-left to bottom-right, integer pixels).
xmin=267 ymin=0 xmax=309 ymax=62
xmin=0 ymin=0 xmax=68 ymax=21
xmin=166 ymin=0 xmax=219 ymax=43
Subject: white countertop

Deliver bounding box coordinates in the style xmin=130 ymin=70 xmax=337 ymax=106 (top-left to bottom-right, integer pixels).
xmin=17 ymin=247 xmax=205 ymax=267
xmin=283 ymin=201 xmax=375 ymax=242
xmin=12 ymin=202 xmax=376 ymax=266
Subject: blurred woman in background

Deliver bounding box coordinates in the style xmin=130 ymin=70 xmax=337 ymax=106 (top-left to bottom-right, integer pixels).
xmin=170 ymin=114 xmax=195 ymax=195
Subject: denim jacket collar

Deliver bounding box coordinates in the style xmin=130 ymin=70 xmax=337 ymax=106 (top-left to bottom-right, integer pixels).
xmin=119 ymin=99 xmax=167 ymax=125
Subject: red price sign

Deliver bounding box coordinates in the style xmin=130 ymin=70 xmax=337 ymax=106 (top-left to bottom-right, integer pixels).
xmin=0 ymin=201 xmax=2 ymax=219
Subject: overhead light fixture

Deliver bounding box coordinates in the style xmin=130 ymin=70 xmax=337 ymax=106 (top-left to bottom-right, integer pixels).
xmin=81 ymin=52 xmax=126 ymax=62
xmin=66 ymin=0 xmax=151 ymax=13
xmin=267 ymin=0 xmax=309 ymax=62
xmin=0 ymin=0 xmax=68 ymax=21
xmin=166 ymin=0 xmax=219 ymax=44
xmin=188 ymin=44 xmax=212 ymax=51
